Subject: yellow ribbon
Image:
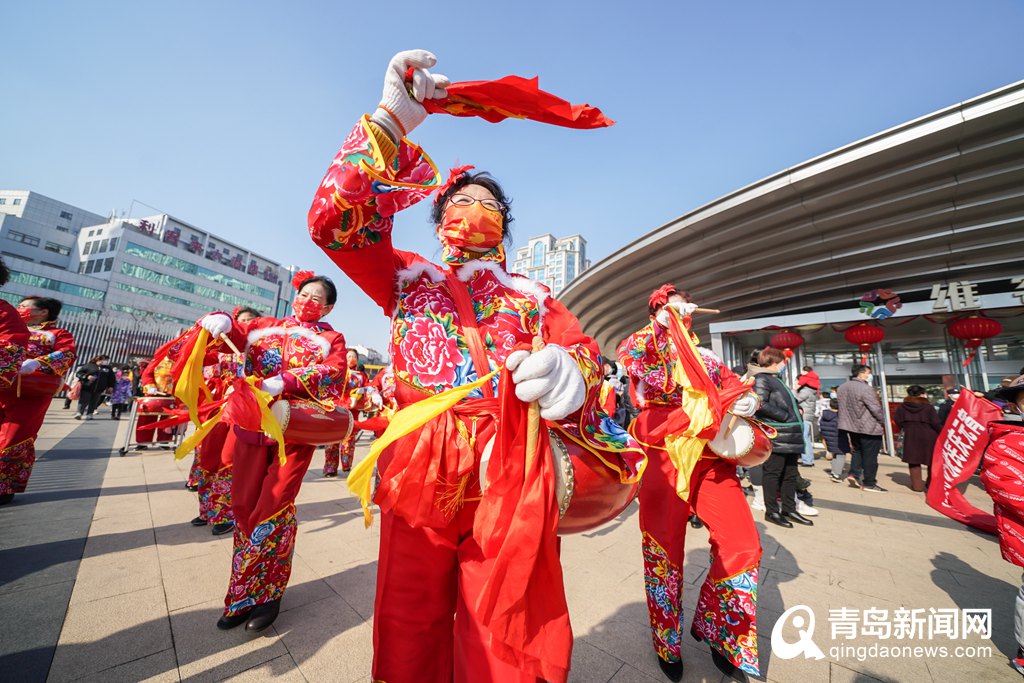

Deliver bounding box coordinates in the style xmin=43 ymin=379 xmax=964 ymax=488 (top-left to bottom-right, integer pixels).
xmin=174 ymin=328 xmax=212 ymax=427
xmin=663 ymin=309 xmax=714 ymax=502
xmin=348 ymin=369 xmax=499 ymax=528
xmin=173 ymin=376 xmax=286 ymax=465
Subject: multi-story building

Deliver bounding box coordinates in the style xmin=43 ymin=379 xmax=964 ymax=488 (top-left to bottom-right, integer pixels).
xmin=0 ymin=191 xmax=295 ymax=326
xmin=509 ymin=233 xmax=589 ymax=296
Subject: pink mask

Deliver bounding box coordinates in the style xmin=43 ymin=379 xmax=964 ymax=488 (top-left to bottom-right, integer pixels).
xmin=292 ymin=298 xmax=324 ymax=322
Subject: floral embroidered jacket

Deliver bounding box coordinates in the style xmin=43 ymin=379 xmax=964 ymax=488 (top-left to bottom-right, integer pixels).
xmin=0 ymin=301 xmax=29 ymax=391
xmin=308 ymin=116 xmax=643 ymax=475
xmin=618 ymin=320 xmax=743 ymax=409
xmin=233 ymin=316 xmax=348 ymax=408
xmin=26 ymin=321 xmax=76 ymax=377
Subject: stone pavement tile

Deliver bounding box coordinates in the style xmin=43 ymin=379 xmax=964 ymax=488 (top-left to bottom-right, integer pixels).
xmin=153 ymin=522 xmax=231 ymax=564
xmin=83 ymin=516 xmax=155 ymax=556
xmin=0 ymin=517 xmax=87 ymax=596
xmin=925 ymin=650 xmax=1019 ymax=683
xmin=70 ymin=545 xmax=163 ymax=605
xmin=276 ymin=554 xmax=334 ymax=615
xmin=218 ymin=654 xmax=305 ymax=682
xmin=161 ymin=552 xmax=232 ymax=612
xmin=75 ymin=647 xmax=180 ymax=683
xmin=275 ymin=594 xmax=371 ymax=682
xmin=567 ymin=638 xmax=626 ymax=683
xmin=604 ymin=663 xmax=666 ymax=682
xmin=828 ymin=661 xmax=890 ymax=682
xmin=0 ymin=580 xmax=74 ymax=683
xmin=319 ymin=557 xmax=378 ymax=621
xmin=47 ymin=585 xmax=172 ymax=682
xmin=758 ymin=567 xmax=830 ymax=615
xmin=170 ymin=600 xmax=287 ymax=683
xmin=91 ymin=490 xmax=153 ymax=522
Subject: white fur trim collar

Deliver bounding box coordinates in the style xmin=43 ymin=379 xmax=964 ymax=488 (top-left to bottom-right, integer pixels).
xmin=32 ymin=329 xmax=56 ymax=343
xmin=247 ymin=325 xmax=331 ymax=357
xmin=454 ymin=261 xmax=550 ymax=319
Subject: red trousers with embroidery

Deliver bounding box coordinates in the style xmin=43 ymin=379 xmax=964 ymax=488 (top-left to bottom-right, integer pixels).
xmin=639 ymin=448 xmax=762 ymax=676
xmin=0 ymin=396 xmax=49 ymax=495
xmin=196 ymin=423 xmax=233 ymax=524
xmin=222 ymin=428 xmax=314 ymax=617
xmin=373 ymin=500 xmax=546 ymax=683
xmin=322 ymin=434 xmax=355 ymax=476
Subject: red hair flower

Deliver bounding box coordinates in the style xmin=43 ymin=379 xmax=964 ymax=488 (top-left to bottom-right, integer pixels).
xmin=436 ymin=165 xmax=475 ymax=199
xmin=291 ymin=269 xmax=315 ymax=291
xmin=648 ymin=283 xmax=678 ymax=316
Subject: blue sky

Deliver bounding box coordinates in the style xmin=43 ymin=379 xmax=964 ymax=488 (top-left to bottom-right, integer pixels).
xmin=3 ymin=1 xmax=1022 ymax=352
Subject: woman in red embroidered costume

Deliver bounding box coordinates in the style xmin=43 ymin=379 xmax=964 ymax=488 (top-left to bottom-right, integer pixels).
xmin=323 ymin=349 xmax=367 ymax=476
xmin=307 ymin=50 xmax=644 ymax=683
xmin=199 ymin=274 xmax=348 ymax=634
xmin=617 ymin=285 xmax=762 ymax=683
xmin=0 ymin=296 xmax=75 ymax=505
xmin=0 ymin=271 xmax=37 ymax=505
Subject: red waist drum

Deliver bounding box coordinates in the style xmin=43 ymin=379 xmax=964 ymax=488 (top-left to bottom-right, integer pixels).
xmin=706 ymin=416 xmax=775 ymax=467
xmin=271 ymin=399 xmax=353 ymax=446
xmin=2 ymin=373 xmax=63 ymax=398
xmin=137 ymin=396 xmax=179 ymax=414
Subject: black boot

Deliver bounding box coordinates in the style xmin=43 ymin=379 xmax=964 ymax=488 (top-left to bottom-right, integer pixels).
xmin=783 ymin=511 xmax=814 ymax=526
xmin=765 ymin=510 xmax=793 ymax=528
xmin=711 ymin=647 xmax=748 ymax=683
xmin=0 ymin=493 xmax=14 ymax=506
xmin=211 ymin=521 xmax=235 ymax=536
xmin=190 ymin=516 xmax=207 ymax=527
xmin=688 ymin=514 xmax=703 ymax=529
xmin=656 ymin=655 xmax=683 ymax=682
xmin=217 ymin=610 xmax=250 ymax=630
xmin=245 ymin=598 xmax=281 ymax=633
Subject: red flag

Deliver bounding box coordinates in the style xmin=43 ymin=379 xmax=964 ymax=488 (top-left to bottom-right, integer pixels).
xmin=926 ymin=391 xmax=1002 ymax=533
xmin=421 ymin=74 xmax=614 ymax=129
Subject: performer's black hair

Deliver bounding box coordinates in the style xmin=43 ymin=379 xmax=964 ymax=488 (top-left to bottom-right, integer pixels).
xmin=0 ymin=257 xmax=9 ymax=287
xmin=297 ymin=275 xmax=337 ymax=305
xmin=20 ymin=295 xmax=62 ymax=321
xmin=430 ymin=171 xmax=514 ymax=241
xmin=234 ymin=306 xmax=261 ymax=320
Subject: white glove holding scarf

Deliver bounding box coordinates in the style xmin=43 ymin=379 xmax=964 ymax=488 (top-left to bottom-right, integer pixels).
xmin=730 ymin=392 xmax=759 ymax=417
xmin=370 ymin=49 xmax=450 ymax=142
xmin=20 ymin=359 xmax=40 ymax=374
xmin=200 ymin=313 xmax=231 ymax=338
xmin=260 ymin=375 xmax=285 ymax=397
xmin=655 ymin=301 xmax=698 ymax=327
xmin=506 ymin=345 xmax=586 ymax=421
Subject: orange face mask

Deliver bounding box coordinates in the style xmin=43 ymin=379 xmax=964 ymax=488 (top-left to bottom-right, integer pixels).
xmin=438 ymin=203 xmax=504 ymax=250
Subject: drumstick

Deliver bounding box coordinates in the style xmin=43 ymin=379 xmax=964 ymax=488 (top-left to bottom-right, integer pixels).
xmin=16 ymin=373 xmax=21 ymax=399
xmin=694 ymin=308 xmax=720 ymax=315
xmin=524 ymin=336 xmax=545 ymax=467
xmin=219 ymin=334 xmax=242 ymax=355
xmin=723 ymin=413 xmax=739 ymax=438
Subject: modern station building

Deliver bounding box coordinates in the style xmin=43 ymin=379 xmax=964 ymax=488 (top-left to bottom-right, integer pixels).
xmin=510 ymin=233 xmax=590 ymax=296
xmin=560 ymin=80 xmax=1024 ymax=441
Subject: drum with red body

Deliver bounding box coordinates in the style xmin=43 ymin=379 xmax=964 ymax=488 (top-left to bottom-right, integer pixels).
xmin=233 ymin=400 xmax=353 ymax=447
xmin=135 ymin=396 xmax=180 ymax=443
xmin=0 ymin=373 xmax=63 ymax=398
xmin=137 ymin=396 xmax=178 ymax=415
xmin=551 ymin=431 xmax=640 ymax=535
xmin=706 ymin=416 xmax=776 ymax=467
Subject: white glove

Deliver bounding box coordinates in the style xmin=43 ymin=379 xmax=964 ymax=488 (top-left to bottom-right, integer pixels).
xmin=20 ymin=359 xmax=40 ymax=374
xmin=506 ymin=345 xmax=586 ymax=421
xmin=200 ymin=313 xmax=231 ymax=338
xmin=146 ymin=387 xmax=160 ymax=396
xmin=731 ymin=392 xmax=759 ymax=417
xmin=260 ymin=376 xmax=285 ymax=397
xmin=668 ymin=301 xmax=699 ymax=318
xmin=370 ymin=49 xmax=450 ymax=142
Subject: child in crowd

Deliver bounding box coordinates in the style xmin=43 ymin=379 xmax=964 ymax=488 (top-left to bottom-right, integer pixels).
xmin=109 ymin=366 xmax=133 ymax=420
xmin=820 ymin=398 xmax=851 ymax=482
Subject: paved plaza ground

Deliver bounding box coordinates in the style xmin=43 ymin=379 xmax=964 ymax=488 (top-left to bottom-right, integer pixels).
xmin=0 ymin=400 xmax=1020 ymax=682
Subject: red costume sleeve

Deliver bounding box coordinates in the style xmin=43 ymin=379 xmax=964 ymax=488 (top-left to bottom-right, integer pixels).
xmin=35 ymin=326 xmax=77 ymax=376
xmin=307 ymin=116 xmax=440 ymax=313
xmin=0 ymin=301 xmax=29 ymax=390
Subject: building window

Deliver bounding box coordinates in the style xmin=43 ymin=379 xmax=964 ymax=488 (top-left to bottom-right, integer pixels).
xmin=88 ymin=230 xmax=95 ymax=237
xmin=98 ymin=238 xmax=109 ymax=253
xmin=532 ymin=242 xmax=545 ymax=267
xmin=44 ymin=242 xmax=71 ymax=256
xmin=109 ymin=237 xmax=118 ymax=250
xmin=60 ymin=210 xmax=73 ymax=220
xmin=83 ymin=241 xmax=93 ymax=255
xmin=5 ymin=231 xmax=40 ymax=247
xmin=12 ymin=199 xmax=21 ymax=206
xmin=85 ymin=260 xmax=96 ymax=274
xmin=56 ymin=226 xmax=70 ymax=233
xmin=0 ymin=199 xmax=5 ymax=205
xmin=104 ymin=257 xmax=113 ymax=272
xmin=6 ymin=270 xmax=105 ymax=300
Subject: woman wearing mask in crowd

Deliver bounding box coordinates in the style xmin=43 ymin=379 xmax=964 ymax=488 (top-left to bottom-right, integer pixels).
xmin=197 ymin=274 xmax=348 ymax=633
xmin=894 ymin=385 xmax=941 ymax=492
xmin=109 ymin=365 xmax=133 ymax=420
xmin=307 ymin=49 xmax=644 ymax=683
xmin=0 ymin=280 xmax=39 ymax=504
xmin=749 ymin=348 xmax=813 ymax=527
xmin=75 ymin=354 xmax=113 ymax=420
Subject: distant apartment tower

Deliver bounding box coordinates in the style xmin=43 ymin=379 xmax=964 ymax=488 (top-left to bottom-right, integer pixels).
xmin=510 ymin=234 xmax=589 ymax=296
xmin=0 ymin=190 xmax=295 ymax=325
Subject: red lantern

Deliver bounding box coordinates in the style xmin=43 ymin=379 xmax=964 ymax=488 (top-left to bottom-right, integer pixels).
xmin=947 ymin=315 xmax=1002 ymax=367
xmin=844 ymin=323 xmax=885 ymax=363
xmin=770 ymin=331 xmax=804 ymax=359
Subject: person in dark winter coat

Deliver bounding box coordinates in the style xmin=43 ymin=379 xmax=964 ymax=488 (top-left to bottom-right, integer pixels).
xmin=894 ymin=385 xmax=941 ymax=492
xmin=750 ymin=347 xmax=812 ymax=528
xmin=819 ymin=398 xmax=852 ymax=483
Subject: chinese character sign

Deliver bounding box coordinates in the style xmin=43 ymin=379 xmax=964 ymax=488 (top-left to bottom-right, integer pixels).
xmin=926 ymin=391 xmax=1001 ymax=533
xmin=930 ymin=281 xmax=980 ymax=312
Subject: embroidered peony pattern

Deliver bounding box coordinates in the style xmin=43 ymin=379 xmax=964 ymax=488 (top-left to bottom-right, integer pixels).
xmin=692 ymin=565 xmax=759 ymax=676
xmin=224 ymin=506 xmax=298 ymax=616
xmin=642 ymin=531 xmax=683 ymax=661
